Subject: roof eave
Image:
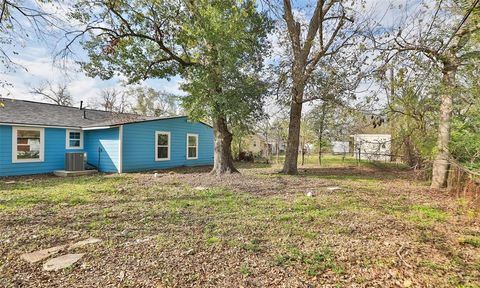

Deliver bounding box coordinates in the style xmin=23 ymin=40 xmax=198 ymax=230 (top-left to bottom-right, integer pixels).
xmin=0 ymin=115 xmax=213 ymax=130
xmin=0 ymin=122 xmax=82 ymax=129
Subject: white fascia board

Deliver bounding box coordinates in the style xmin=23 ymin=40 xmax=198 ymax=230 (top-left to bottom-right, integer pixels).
xmin=81 ymin=126 xmax=113 ymax=131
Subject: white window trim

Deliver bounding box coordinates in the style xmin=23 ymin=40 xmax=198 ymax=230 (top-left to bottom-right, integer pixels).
xmin=186 ymin=133 xmax=199 ymax=160
xmin=65 ymin=129 xmax=84 ymax=150
xmin=12 ymin=126 xmax=45 ymax=163
xmin=155 ymin=131 xmax=171 ymax=161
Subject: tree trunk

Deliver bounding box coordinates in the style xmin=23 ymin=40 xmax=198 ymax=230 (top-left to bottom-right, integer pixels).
xmin=264 ymin=131 xmax=270 ymax=162
xmin=238 ymin=137 xmax=242 ymax=160
xmin=431 ymin=63 xmax=456 ymax=189
xmin=282 ymin=96 xmax=303 ymax=174
xmin=318 ymin=104 xmax=326 ymax=166
xmin=211 ymin=116 xmax=239 ymax=175
xmin=276 ymin=138 xmax=280 ymax=164
xmin=301 ymin=137 xmax=305 ymax=166
xmin=318 ymin=135 xmax=322 ymax=166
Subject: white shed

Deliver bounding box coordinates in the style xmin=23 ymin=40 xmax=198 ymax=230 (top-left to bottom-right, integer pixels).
xmin=351 ymin=134 xmax=391 ymax=161
xmin=332 ymin=141 xmax=350 ymax=154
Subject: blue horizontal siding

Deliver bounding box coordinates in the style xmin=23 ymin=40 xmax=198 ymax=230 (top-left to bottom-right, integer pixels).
xmin=0 ymin=125 xmax=83 ymax=176
xmin=122 ymin=118 xmax=213 ymax=172
xmin=84 ymin=128 xmax=119 ymax=173
xmin=0 ymin=118 xmax=212 ymax=176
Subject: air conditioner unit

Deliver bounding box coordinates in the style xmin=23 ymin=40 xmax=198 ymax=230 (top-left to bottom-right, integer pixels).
xmin=65 ymin=152 xmax=85 ymax=171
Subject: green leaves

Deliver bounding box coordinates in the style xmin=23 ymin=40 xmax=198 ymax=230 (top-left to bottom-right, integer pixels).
xmin=451 ymin=96 xmax=480 ymax=169
xmin=71 ymin=0 xmax=272 ymax=129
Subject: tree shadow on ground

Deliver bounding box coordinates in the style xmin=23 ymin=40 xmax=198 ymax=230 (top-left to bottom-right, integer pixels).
xmin=296 ymin=165 xmax=416 ymax=181
xmin=144 ymin=165 xmax=214 ymax=175
xmin=234 ymin=162 xmax=273 ymax=169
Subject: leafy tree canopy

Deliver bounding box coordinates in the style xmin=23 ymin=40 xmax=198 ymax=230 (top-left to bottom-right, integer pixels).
xmin=69 ymin=0 xmax=272 ymax=127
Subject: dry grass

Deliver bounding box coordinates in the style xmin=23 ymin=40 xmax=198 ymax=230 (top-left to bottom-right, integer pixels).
xmin=0 ymin=162 xmax=479 ymax=287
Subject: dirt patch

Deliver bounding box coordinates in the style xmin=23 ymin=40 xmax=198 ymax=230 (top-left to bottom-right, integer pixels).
xmin=137 ymin=172 xmax=333 ymax=197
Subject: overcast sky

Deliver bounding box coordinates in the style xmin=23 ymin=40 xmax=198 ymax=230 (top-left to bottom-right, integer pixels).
xmin=1 ymin=0 xmax=429 ymax=110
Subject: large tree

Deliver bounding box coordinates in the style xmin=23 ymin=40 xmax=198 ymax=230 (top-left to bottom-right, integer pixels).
xmin=93 ymin=87 xmax=132 ymax=112
xmin=97 ymin=88 xmax=121 ymax=112
xmin=128 ymin=86 xmax=180 ymax=117
xmin=380 ymin=0 xmax=480 ymax=188
xmin=450 ymin=61 xmax=480 ymax=169
xmin=275 ymin=0 xmax=365 ymax=174
xmin=383 ymin=67 xmax=438 ymax=168
xmin=67 ymin=0 xmax=271 ymax=174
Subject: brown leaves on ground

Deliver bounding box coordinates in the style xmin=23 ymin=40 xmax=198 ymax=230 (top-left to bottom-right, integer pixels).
xmin=0 ymin=163 xmax=479 ymax=287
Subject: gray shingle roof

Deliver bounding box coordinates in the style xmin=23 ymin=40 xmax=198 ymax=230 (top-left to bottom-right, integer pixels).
xmin=0 ymin=98 xmax=157 ymax=128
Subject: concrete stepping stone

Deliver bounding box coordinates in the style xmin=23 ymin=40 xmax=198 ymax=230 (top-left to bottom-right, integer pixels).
xmin=69 ymin=237 xmax=102 ymax=249
xmin=21 ymin=237 xmax=101 ymax=264
xmin=43 ymin=253 xmax=84 ymax=271
xmin=20 ymin=245 xmax=68 ymax=263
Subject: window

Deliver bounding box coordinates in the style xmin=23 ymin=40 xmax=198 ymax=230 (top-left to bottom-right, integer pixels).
xmin=12 ymin=127 xmax=44 ymax=163
xmin=186 ymin=133 xmax=198 ymax=159
xmin=66 ymin=129 xmax=83 ymax=149
xmin=155 ymin=131 xmax=170 ymax=161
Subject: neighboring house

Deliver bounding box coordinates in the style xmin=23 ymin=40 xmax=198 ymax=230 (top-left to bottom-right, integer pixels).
xmin=302 ymin=143 xmax=314 ymax=154
xmin=272 ymin=140 xmax=286 ymax=154
xmin=351 ymin=134 xmax=391 ymax=161
xmin=0 ymin=99 xmax=213 ymax=176
xmin=332 ymin=141 xmax=349 ymax=154
xmin=247 ymin=134 xmax=273 ymax=157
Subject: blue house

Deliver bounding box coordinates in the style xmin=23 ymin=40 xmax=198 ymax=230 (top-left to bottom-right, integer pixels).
xmin=0 ymin=99 xmax=214 ymax=176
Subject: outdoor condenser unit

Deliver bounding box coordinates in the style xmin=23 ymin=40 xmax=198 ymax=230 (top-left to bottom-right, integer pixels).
xmin=65 ymin=152 xmax=85 ymax=171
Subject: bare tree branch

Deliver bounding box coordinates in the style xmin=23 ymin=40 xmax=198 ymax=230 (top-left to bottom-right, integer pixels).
xmin=30 ymin=81 xmax=73 ymax=106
